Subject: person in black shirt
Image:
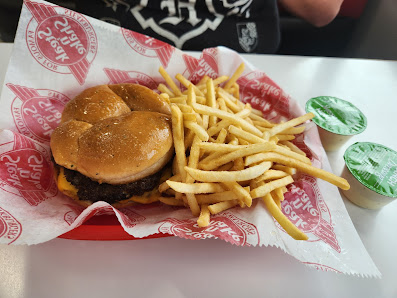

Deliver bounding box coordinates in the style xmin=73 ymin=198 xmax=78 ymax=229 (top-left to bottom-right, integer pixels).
xmin=76 ymin=0 xmax=343 ymax=53
xmin=0 ymin=0 xmax=344 ymax=54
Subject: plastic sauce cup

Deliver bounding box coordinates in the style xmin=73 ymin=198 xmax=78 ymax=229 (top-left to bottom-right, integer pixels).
xmin=305 ymin=96 xmax=367 ymax=151
xmin=341 ymin=142 xmax=397 ymax=209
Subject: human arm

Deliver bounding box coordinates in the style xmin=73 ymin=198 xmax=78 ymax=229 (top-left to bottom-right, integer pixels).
xmin=279 ymin=0 xmax=344 ymax=27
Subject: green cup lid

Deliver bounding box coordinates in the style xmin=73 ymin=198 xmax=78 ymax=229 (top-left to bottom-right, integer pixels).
xmin=344 ymin=142 xmax=397 ymax=198
xmin=305 ymin=96 xmax=367 ymax=135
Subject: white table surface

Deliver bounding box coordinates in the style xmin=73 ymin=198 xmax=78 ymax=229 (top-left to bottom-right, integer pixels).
xmin=0 ymin=42 xmax=396 ymax=298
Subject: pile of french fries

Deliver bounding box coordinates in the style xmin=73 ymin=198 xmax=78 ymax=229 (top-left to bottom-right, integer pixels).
xmin=156 ymin=63 xmax=350 ymax=240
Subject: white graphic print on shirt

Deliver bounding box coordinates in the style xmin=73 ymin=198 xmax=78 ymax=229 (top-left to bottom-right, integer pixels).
xmin=130 ymin=0 xmax=253 ymax=48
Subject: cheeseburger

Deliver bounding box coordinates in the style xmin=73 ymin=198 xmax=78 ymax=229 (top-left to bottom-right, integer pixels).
xmin=50 ymin=84 xmax=174 ymax=208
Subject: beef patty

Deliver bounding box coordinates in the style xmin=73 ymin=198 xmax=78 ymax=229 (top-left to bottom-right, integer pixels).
xmin=61 ymin=165 xmax=164 ymax=205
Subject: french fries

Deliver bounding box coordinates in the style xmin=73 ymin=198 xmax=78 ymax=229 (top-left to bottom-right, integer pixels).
xmin=157 ymin=63 xmax=350 ymax=240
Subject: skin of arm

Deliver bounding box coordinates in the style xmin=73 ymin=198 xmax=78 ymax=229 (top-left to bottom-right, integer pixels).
xmin=279 ymin=0 xmax=345 ymax=27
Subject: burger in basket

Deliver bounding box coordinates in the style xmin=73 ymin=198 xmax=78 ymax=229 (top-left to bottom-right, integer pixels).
xmin=50 ymin=84 xmax=174 ymax=208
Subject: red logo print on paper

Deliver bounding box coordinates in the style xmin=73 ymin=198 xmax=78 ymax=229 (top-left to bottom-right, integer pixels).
xmin=238 ymin=71 xmax=290 ymax=122
xmin=182 ymin=54 xmax=199 ymax=77
xmin=25 ymin=0 xmax=98 ymax=85
xmin=117 ymin=208 xmax=146 ymax=228
xmin=303 ymin=262 xmax=341 ymax=273
xmin=0 ymin=207 xmax=22 ymax=244
xmin=122 ymin=29 xmax=175 ymax=68
xmin=7 ymin=84 xmax=70 ymax=143
xmin=159 ymin=212 xmax=259 ymax=246
xmin=187 ymin=48 xmax=219 ymax=84
xmin=0 ymin=132 xmax=57 ymax=206
xmin=63 ymin=203 xmax=84 ymax=225
xmin=103 ymin=68 xmax=158 ymax=89
xmin=280 ymin=175 xmax=341 ymax=252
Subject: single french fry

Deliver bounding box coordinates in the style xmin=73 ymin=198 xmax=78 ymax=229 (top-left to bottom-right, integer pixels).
xmin=281 ymin=126 xmax=305 ymax=135
xmin=208 ymin=200 xmax=239 ymax=215
xmin=206 ymin=79 xmax=217 ymax=127
xmin=166 ymin=181 xmax=225 ymax=194
xmin=263 ymin=193 xmax=308 ymax=240
xmin=274 ymin=135 xmax=295 ymax=141
xmin=251 ymin=175 xmax=294 ymax=199
xmin=271 ymin=191 xmax=282 ymax=209
xmin=254 ymin=169 xmax=288 ymax=183
xmin=159 ymin=66 xmax=182 ymax=96
xmin=224 ymin=63 xmax=245 ymax=90
xmin=280 ymin=140 xmax=306 ymax=156
xmin=171 ymin=105 xmax=187 ymax=175
xmin=184 ymin=136 xmax=202 ymax=216
xmin=186 ymin=161 xmax=270 ymax=182
xmin=199 ymin=142 xmax=264 ymax=152
xmin=185 ymin=193 xmax=200 ymax=216
xmin=197 ymin=204 xmax=211 ymax=227
xmin=187 ymin=84 xmax=196 ymax=106
xmin=268 ymin=113 xmax=314 ymax=136
xmin=187 ymin=136 xmax=202 ymax=173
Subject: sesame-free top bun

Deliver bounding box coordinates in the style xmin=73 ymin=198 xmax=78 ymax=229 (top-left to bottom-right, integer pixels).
xmin=50 ymin=84 xmax=173 ymax=185
xmin=108 ymin=83 xmax=171 ymax=115
xmin=61 ymin=84 xmax=171 ymax=125
xmin=61 ymin=85 xmax=131 ymax=124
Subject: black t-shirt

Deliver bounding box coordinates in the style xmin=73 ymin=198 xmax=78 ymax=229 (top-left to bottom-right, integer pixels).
xmin=77 ymin=0 xmax=280 ymax=54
